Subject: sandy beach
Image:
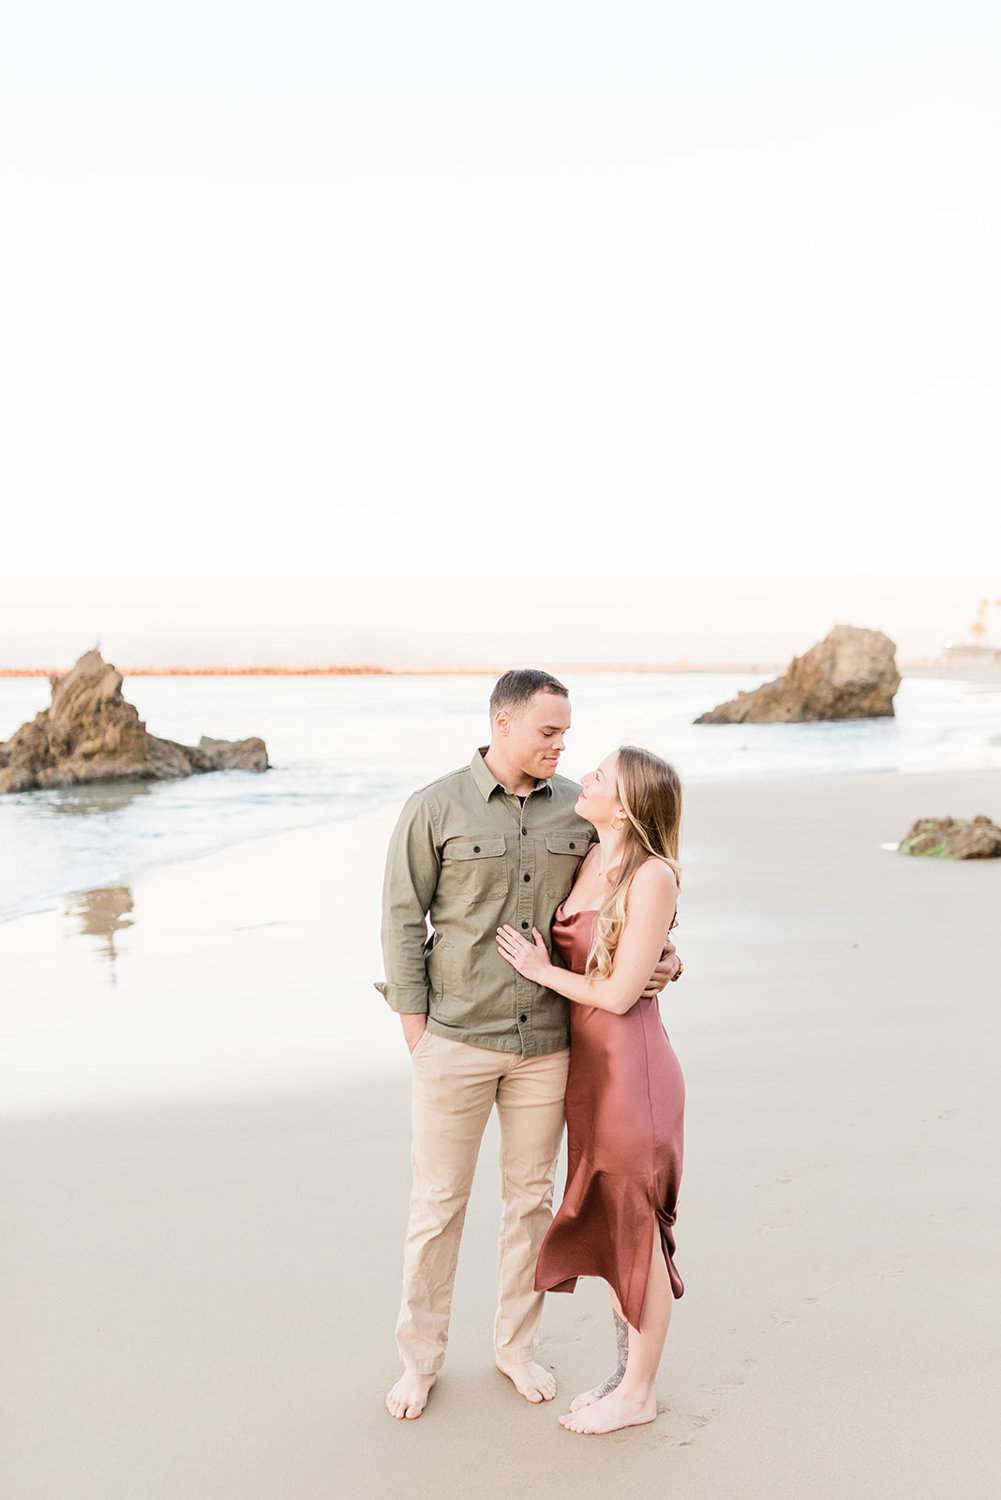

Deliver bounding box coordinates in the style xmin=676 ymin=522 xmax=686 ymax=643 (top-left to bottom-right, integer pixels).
xmin=2 ymin=767 xmax=1000 ymax=1499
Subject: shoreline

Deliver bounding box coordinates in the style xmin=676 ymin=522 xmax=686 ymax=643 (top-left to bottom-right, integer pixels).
xmin=3 ymin=755 xmax=1000 ymax=934
xmin=1 ymin=763 xmax=998 ymax=1110
xmin=1 ymin=764 xmax=999 ymax=1496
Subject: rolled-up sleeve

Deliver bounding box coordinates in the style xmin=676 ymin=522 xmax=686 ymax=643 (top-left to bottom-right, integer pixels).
xmin=374 ymin=791 xmax=441 ymax=1014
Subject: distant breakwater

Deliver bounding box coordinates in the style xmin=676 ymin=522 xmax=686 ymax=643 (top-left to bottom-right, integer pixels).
xmin=0 ymin=665 xmax=391 ymax=679
xmin=0 ymin=661 xmax=781 ymax=679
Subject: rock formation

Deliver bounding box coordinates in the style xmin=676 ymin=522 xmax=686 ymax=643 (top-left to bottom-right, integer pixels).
xmin=694 ymin=625 xmax=901 ymax=725
xmin=898 ymin=815 xmax=1001 ymax=860
xmin=0 ymin=650 xmax=268 ymax=795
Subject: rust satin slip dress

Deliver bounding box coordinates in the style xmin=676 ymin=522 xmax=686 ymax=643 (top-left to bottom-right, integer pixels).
xmin=534 ymin=902 xmax=685 ymax=1329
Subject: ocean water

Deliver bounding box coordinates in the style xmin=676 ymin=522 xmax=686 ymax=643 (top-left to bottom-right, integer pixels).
xmin=1 ymin=670 xmax=999 ymax=925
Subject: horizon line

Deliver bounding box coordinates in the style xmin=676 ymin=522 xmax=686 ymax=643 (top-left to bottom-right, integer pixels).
xmin=0 ymin=657 xmax=950 ymax=679
xmin=0 ymin=661 xmax=780 ymax=679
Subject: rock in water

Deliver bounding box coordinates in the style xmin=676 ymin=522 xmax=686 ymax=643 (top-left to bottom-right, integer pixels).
xmin=898 ymin=815 xmax=1001 ymax=860
xmin=0 ymin=650 xmax=269 ymax=794
xmin=694 ymin=625 xmax=900 ymax=724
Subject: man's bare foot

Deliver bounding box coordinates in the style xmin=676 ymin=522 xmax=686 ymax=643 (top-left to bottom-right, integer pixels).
xmin=559 ymin=1387 xmax=657 ymax=1434
xmin=386 ymin=1371 xmax=436 ymax=1420
xmin=569 ymin=1366 xmax=625 ymax=1412
xmin=495 ymin=1356 xmax=557 ymax=1403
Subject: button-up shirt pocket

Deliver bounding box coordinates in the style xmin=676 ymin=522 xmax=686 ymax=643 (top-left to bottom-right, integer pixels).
xmin=441 ymin=835 xmax=507 ymax=904
xmin=544 ymin=831 xmax=587 ymax=898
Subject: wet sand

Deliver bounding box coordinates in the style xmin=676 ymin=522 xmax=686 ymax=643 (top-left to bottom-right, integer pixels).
xmin=2 ymin=768 xmax=1000 ymax=1498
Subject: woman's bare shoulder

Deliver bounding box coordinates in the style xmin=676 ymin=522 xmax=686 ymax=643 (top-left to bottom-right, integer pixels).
xmin=631 ymin=856 xmax=679 ymax=902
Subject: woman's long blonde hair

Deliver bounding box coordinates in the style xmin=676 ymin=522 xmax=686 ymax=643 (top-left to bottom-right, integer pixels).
xmin=587 ymin=746 xmax=682 ymax=978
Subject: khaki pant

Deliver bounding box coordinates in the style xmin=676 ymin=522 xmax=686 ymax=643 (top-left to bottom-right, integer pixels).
xmin=396 ymin=1030 xmax=569 ymax=1374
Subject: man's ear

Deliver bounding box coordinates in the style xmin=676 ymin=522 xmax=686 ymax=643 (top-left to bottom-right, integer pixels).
xmin=493 ymin=709 xmax=510 ymax=738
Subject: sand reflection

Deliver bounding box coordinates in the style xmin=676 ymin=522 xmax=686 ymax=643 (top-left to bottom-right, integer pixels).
xmin=68 ymin=885 xmax=135 ymax=975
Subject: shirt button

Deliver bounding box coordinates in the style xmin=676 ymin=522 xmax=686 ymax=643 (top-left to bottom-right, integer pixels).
xmin=521 ymin=921 xmax=529 ymax=929
xmin=519 ymin=1014 xmax=527 ymax=1024
xmin=523 ymin=873 xmax=531 ymax=882
xmin=569 ymin=841 xmax=576 ymax=849
xmin=473 ymin=845 xmax=480 ymax=853
xmin=522 ymin=827 xmax=528 ymax=836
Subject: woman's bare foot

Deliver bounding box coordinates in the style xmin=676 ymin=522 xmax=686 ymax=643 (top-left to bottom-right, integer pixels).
xmin=570 ymin=1310 xmax=629 ymax=1410
xmin=559 ymin=1387 xmax=657 ymax=1434
xmin=386 ymin=1371 xmax=436 ymax=1420
xmin=495 ymin=1356 xmax=557 ymax=1403
xmin=569 ymin=1366 xmax=625 ymax=1412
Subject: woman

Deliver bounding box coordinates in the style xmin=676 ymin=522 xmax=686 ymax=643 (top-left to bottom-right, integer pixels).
xmin=496 ymin=744 xmax=684 ymax=1435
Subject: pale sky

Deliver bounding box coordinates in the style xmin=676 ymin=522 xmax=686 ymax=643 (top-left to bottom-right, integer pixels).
xmin=1 ymin=2 xmax=998 ymax=667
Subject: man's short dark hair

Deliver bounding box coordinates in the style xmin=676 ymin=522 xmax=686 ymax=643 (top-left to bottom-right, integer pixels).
xmin=489 ymin=668 xmax=569 ymax=718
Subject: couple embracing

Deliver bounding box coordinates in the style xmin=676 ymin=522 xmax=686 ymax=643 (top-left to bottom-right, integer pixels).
xmin=376 ymin=669 xmax=686 ymax=1435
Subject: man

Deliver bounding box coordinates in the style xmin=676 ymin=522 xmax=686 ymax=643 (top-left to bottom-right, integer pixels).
xmin=376 ymin=669 xmax=678 ymax=1419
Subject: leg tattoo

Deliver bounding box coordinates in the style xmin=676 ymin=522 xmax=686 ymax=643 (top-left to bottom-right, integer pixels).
xmin=569 ymin=1310 xmax=630 ymax=1411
